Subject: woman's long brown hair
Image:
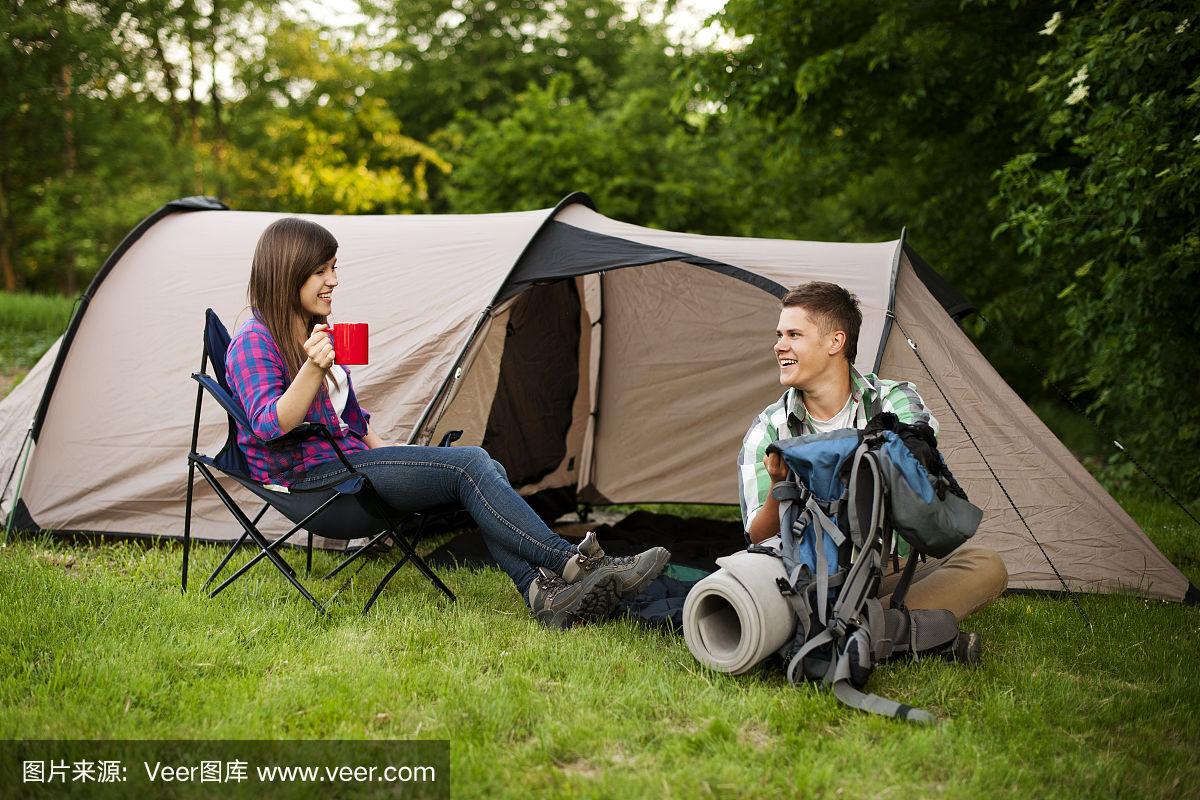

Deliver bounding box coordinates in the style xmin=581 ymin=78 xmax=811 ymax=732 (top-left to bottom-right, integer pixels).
xmin=247 ymin=217 xmax=338 ymax=379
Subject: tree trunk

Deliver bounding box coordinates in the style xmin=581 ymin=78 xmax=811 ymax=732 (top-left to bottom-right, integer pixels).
xmin=60 ymin=64 xmax=76 ymax=174
xmin=59 ymin=61 xmax=77 ymax=295
xmin=154 ymin=27 xmax=184 ymax=143
xmin=0 ymin=192 xmax=16 ymax=292
xmin=209 ymin=0 xmax=225 ymax=195
xmin=0 ymin=124 xmax=17 ymax=292
xmin=186 ymin=6 xmax=203 ymax=194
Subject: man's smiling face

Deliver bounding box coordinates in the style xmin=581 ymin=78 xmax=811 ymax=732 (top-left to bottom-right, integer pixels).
xmin=774 ymin=305 xmax=836 ymax=390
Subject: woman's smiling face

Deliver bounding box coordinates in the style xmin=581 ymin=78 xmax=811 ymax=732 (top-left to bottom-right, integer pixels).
xmin=298 ymin=256 xmax=338 ymax=318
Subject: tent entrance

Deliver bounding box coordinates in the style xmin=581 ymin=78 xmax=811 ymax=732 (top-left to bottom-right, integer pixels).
xmin=480 ymin=280 xmax=581 ymax=487
xmin=429 ymin=259 xmax=786 ymax=510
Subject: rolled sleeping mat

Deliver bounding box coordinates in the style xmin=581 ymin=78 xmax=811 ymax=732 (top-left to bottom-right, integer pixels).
xmin=682 ymin=550 xmax=796 ymax=675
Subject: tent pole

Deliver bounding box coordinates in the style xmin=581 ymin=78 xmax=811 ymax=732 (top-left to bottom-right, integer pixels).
xmin=407 ymin=306 xmax=492 ymax=445
xmin=874 ymin=228 xmax=906 ymax=375
xmin=580 ymin=271 xmax=605 ymax=501
xmin=2 ymin=423 xmax=33 ymax=544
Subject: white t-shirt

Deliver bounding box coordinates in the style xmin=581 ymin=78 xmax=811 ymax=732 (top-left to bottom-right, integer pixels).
xmin=325 ymin=365 xmax=349 ymax=432
xmin=804 ymin=394 xmax=856 ymax=434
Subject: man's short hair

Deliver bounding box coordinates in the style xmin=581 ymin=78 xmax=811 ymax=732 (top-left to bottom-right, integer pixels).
xmin=781 ymin=282 xmax=862 ymax=364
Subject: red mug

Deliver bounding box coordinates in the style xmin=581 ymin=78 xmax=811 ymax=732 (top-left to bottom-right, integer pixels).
xmin=327 ymin=323 xmax=368 ymax=365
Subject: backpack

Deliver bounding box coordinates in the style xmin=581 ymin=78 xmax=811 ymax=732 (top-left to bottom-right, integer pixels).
xmin=761 ymin=412 xmax=983 ymax=723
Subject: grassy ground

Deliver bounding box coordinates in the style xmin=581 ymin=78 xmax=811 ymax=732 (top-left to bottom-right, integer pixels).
xmin=2 ymin=290 xmax=1199 ymax=797
xmin=0 ymin=291 xmax=74 ymax=395
xmin=1 ymin=521 xmax=1198 ymax=799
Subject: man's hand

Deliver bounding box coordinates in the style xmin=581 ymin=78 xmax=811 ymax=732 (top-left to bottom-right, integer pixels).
xmin=764 ymin=451 xmax=789 ymax=483
xmin=303 ymin=324 xmax=335 ymax=371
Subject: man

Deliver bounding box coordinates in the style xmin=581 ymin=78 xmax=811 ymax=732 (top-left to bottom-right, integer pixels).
xmin=738 ymin=281 xmax=1007 ymax=623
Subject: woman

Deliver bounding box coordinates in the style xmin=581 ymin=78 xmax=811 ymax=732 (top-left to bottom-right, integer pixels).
xmin=226 ymin=217 xmax=669 ymax=627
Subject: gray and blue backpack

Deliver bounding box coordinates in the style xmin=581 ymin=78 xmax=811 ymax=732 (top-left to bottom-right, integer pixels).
xmin=761 ymin=411 xmax=983 ymax=723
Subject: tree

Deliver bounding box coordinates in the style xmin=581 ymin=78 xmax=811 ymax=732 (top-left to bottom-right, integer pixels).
xmin=694 ymin=0 xmax=1057 ymax=395
xmin=992 ymin=2 xmax=1200 ymax=488
xmin=225 ymin=19 xmax=449 ymax=214
xmin=445 ymin=24 xmax=768 ymax=235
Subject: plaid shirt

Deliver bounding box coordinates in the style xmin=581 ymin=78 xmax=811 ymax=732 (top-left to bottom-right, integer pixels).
xmin=737 ymin=369 xmax=937 ymax=533
xmin=226 ymin=318 xmax=371 ymax=486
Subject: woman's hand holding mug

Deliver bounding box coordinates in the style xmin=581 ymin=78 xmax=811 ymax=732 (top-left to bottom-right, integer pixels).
xmin=303 ymin=324 xmax=335 ymax=371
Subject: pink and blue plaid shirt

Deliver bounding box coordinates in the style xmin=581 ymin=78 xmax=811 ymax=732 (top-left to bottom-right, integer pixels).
xmin=226 ymin=318 xmax=371 ymax=486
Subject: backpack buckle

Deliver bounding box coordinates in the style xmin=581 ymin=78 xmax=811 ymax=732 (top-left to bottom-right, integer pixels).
xmin=776 ymin=577 xmax=797 ymax=596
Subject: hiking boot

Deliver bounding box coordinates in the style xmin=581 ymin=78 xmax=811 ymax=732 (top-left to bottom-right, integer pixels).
xmin=943 ymin=631 xmax=982 ymax=666
xmin=526 ymin=566 xmax=620 ymax=630
xmin=561 ymin=530 xmax=671 ymax=599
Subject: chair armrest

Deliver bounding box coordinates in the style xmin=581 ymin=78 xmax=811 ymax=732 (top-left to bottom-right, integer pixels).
xmin=191 ymin=373 xmax=361 ymax=476
xmin=437 ymin=429 xmax=463 ymax=448
xmin=267 ymin=422 xmax=360 ymax=475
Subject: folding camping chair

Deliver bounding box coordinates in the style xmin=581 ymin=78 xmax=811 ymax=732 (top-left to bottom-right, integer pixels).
xmin=182 ymin=308 xmax=457 ymax=614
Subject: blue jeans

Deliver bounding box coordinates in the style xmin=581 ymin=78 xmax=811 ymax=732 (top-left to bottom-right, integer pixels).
xmin=291 ymin=445 xmax=576 ymax=596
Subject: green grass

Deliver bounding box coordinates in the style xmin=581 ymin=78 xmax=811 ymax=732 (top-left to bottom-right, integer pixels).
xmin=0 ymin=291 xmax=75 ymax=392
xmin=2 ymin=493 xmax=1199 ymax=799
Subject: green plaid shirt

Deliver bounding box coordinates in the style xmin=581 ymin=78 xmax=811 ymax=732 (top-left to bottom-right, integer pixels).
xmin=737 ymin=369 xmax=938 ymax=532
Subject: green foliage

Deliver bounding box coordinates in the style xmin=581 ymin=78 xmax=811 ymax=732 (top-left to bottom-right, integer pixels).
xmin=691 ymin=0 xmax=1075 ymax=399
xmin=0 ymin=290 xmax=74 ymax=333
xmin=0 ymin=290 xmax=73 ymax=395
xmin=225 ymin=20 xmax=450 ymax=213
xmin=992 ymin=2 xmax=1200 ymax=488
xmin=445 ymin=27 xmax=782 ymax=235
xmin=696 ymin=1 xmax=1050 ymax=289
xmin=365 ymin=0 xmax=634 ymax=139
xmin=698 ymin=0 xmax=1200 ymax=495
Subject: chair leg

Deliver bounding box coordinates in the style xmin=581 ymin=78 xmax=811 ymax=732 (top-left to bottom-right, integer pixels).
xmin=403 ymin=546 xmax=457 ymax=602
xmin=201 ymin=531 xmax=249 ymax=593
xmin=362 ymin=552 xmax=413 ymax=615
xmin=195 ymin=463 xmax=325 ymax=615
xmin=208 ymin=527 xmax=301 ymax=600
xmin=306 ymin=531 xmax=313 ymax=577
xmin=323 ymin=527 xmax=391 ymax=580
xmin=213 ymin=490 xmax=343 ymax=589
xmin=357 ymin=513 xmax=455 ymax=613
xmin=384 ymin=520 xmax=456 ymax=603
xmin=210 ymin=524 xmax=325 ymax=615
xmin=183 ymin=460 xmax=196 ymax=593
xmin=201 ymin=504 xmax=271 ymax=593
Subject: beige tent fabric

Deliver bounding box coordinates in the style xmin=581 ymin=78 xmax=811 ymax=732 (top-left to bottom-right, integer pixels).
xmin=880 ymin=254 xmax=1188 ymax=599
xmin=555 ymin=206 xmax=901 ymax=375
xmin=585 ymin=260 xmax=785 ymax=503
xmin=13 ymin=208 xmax=550 ymax=542
xmin=428 ymin=304 xmax=512 ymax=449
xmin=0 ymin=338 xmax=59 ymax=514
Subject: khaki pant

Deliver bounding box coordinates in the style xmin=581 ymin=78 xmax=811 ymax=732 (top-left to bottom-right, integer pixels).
xmin=876 ymin=545 xmax=1008 ymax=622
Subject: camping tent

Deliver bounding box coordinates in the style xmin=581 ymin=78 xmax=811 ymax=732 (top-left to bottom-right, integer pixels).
xmin=1 ymin=194 xmax=1192 ymax=602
